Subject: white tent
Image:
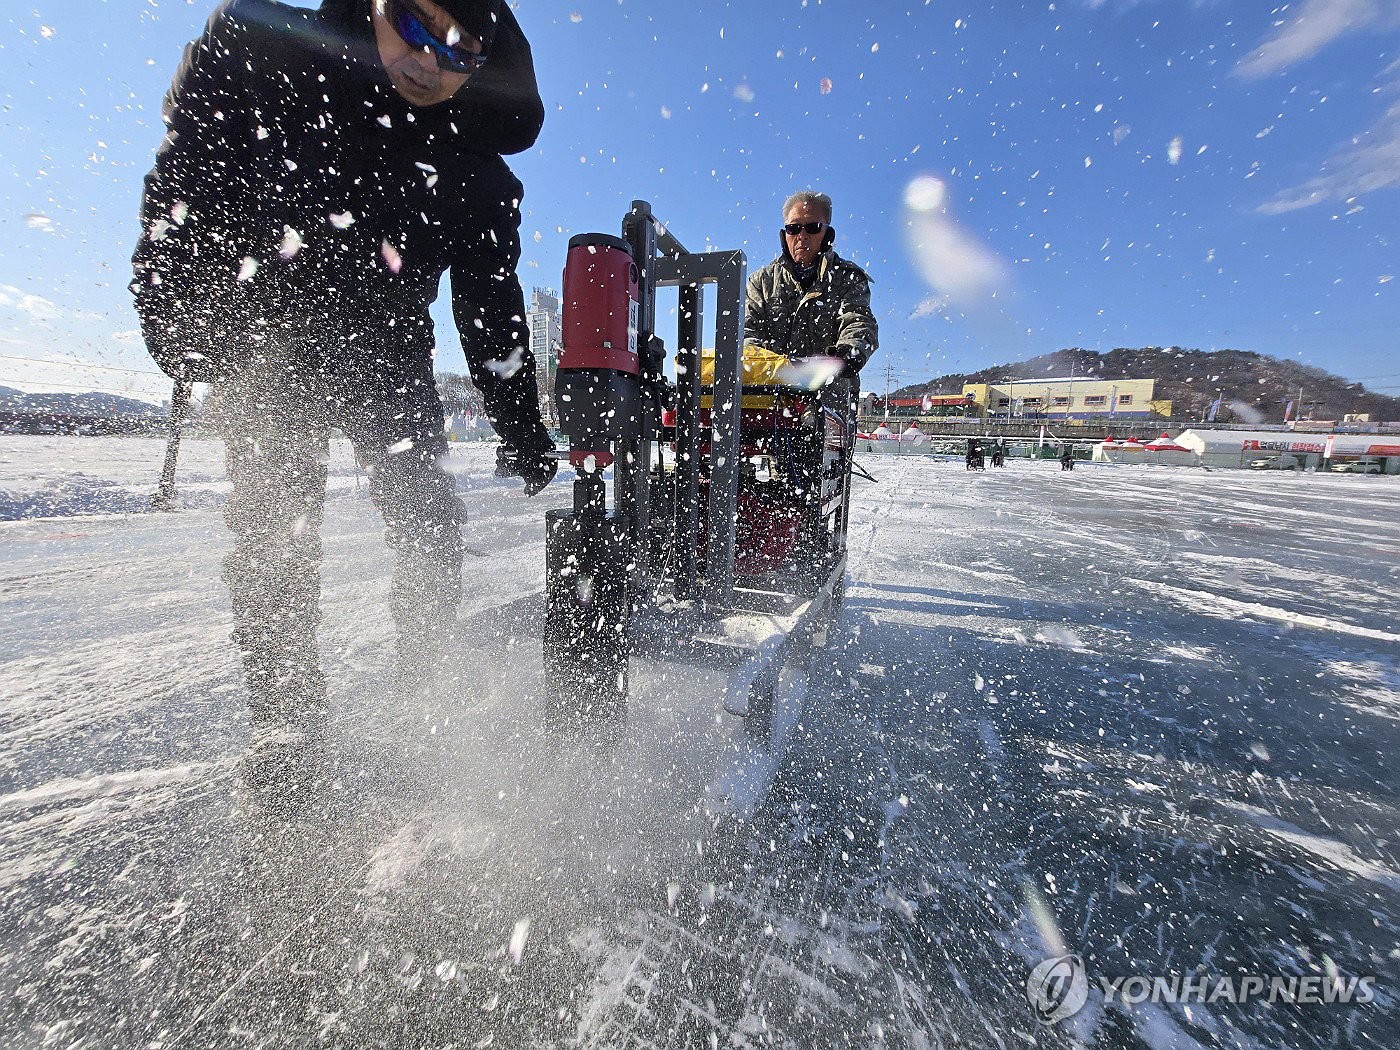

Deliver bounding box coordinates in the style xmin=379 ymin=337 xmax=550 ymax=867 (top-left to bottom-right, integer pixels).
xmin=1091 ymin=435 xmax=1120 ymax=463
xmin=1117 ymin=437 xmax=1148 ymax=461
xmin=855 ymin=423 xmax=897 ymax=453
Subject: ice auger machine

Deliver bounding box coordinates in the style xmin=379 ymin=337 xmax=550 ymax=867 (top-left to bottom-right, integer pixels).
xmin=543 ymin=201 xmax=855 ymax=755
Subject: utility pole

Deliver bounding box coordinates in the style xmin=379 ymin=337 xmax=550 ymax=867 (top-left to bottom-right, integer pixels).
xmin=883 ymin=361 xmax=896 ymax=422
xmin=151 ymin=379 xmax=193 ymax=511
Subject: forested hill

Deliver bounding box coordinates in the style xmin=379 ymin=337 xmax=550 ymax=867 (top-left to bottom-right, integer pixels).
xmin=0 ymin=385 xmax=163 ymax=417
xmin=896 ymin=348 xmax=1400 ymax=423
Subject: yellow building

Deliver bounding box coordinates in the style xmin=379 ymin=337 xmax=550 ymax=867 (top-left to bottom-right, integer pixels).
xmin=962 ymin=377 xmax=1167 ymax=420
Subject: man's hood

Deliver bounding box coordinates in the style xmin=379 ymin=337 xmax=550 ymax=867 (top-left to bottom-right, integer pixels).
xmin=316 ymin=0 xmax=544 ymax=155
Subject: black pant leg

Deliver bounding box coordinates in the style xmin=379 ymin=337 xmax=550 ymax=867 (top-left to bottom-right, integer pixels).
xmin=211 ymin=356 xmax=331 ymax=726
xmin=329 ymin=355 xmax=465 ymax=686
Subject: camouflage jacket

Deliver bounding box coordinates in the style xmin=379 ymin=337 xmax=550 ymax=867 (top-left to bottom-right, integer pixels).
xmin=742 ymin=249 xmax=877 ymax=372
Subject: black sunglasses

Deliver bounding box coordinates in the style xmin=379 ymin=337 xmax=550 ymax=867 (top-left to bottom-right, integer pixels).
xmin=783 ymin=221 xmax=826 ymax=236
xmin=386 ymin=0 xmax=488 ymax=74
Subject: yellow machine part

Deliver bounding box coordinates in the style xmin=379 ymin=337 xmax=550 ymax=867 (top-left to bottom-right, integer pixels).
xmin=698 ymin=345 xmax=794 ymax=387
xmin=698 ymin=344 xmax=795 ymax=410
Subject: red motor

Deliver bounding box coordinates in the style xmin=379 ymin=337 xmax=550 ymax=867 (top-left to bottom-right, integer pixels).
xmin=555 ymin=233 xmax=644 ymax=465
xmin=561 ymin=234 xmax=639 ymax=374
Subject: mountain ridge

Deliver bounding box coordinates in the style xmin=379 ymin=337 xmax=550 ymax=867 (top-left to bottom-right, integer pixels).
xmin=0 ymin=386 xmax=165 ymax=417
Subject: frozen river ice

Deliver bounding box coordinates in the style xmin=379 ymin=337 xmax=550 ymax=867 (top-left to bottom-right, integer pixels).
xmin=0 ymin=436 xmax=1396 ymax=1048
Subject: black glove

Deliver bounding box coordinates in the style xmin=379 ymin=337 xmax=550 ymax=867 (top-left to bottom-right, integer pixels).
xmin=836 ymin=344 xmax=867 ymax=380
xmin=495 ymin=443 xmax=558 ymax=496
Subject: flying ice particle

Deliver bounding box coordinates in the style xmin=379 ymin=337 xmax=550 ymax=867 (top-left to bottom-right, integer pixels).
xmin=1167 ymin=136 xmax=1184 ymax=165
xmin=40 ymin=25 xmax=56 ymax=38
xmin=820 ymin=77 xmax=833 ymax=94
xmin=485 ymin=347 xmax=526 ymax=378
xmin=569 ymin=12 xmax=582 ymax=22
xmin=508 ymin=919 xmax=531 ymax=965
xmin=734 ymin=83 xmax=755 ymax=102
xmin=237 ymin=257 xmax=260 ymax=282
xmin=781 ymin=356 xmax=845 ymax=390
xmin=329 ymin=210 xmax=356 ymax=229
xmin=279 ymin=226 xmax=303 ymax=259
xmin=660 ymin=105 xmax=672 ymax=119
xmin=381 ymin=239 xmax=404 ymax=273
xmin=24 ymin=213 xmax=54 ymax=231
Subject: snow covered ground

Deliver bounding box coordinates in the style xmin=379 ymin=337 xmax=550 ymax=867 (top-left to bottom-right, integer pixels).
xmin=1 ymin=435 xmax=1397 ymax=1048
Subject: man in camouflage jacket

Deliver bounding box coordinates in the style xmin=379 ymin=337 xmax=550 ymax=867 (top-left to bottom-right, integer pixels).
xmin=743 ymin=191 xmax=878 ymax=374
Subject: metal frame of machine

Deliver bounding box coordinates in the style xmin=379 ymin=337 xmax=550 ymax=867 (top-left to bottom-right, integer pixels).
xmin=543 ymin=200 xmax=852 ymax=756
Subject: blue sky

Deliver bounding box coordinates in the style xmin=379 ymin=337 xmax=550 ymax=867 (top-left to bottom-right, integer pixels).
xmin=2 ymin=0 xmax=1400 ymax=404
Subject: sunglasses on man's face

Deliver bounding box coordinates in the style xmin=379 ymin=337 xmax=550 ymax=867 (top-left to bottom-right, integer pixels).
xmin=783 ymin=221 xmax=826 ymax=236
xmin=386 ymin=0 xmax=488 ymax=74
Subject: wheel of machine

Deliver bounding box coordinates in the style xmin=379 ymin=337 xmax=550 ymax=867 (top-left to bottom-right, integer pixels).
xmin=543 ymin=510 xmax=631 ymax=726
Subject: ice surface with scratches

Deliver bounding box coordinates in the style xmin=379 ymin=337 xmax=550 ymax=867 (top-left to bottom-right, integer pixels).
xmin=0 ymin=441 xmax=1396 ymax=1048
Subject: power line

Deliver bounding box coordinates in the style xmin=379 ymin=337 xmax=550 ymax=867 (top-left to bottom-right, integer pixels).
xmin=2 ymin=377 xmax=164 ymax=396
xmin=0 ymin=353 xmax=164 ymax=379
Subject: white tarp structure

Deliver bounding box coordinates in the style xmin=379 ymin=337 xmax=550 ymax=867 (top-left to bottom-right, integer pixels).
xmin=1143 ymin=432 xmax=1199 ymax=467
xmin=1092 ymin=429 xmax=1400 ymax=469
xmin=1174 ymin=429 xmax=1400 ymax=469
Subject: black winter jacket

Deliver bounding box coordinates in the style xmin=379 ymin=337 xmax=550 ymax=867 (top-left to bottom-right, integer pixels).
xmin=131 ymin=0 xmax=550 ymax=452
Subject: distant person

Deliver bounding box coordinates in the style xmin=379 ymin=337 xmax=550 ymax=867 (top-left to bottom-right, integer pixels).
xmin=131 ymin=0 xmax=556 ymax=801
xmin=966 ymin=438 xmax=985 ymax=471
xmin=1061 ymin=448 xmax=1075 ymax=471
xmin=991 ymin=441 xmax=1005 ymax=468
